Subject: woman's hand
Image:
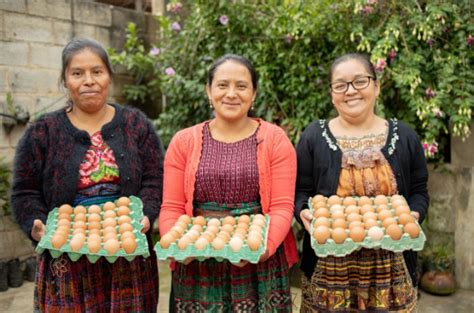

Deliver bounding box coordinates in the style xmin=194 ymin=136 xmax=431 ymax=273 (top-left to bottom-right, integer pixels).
xmin=140 ymin=216 xmax=150 ymax=233
xmin=231 ymin=260 xmax=249 ymax=268
xmin=31 ymin=219 xmax=45 ymax=242
xmin=259 ymin=249 xmax=270 ymax=263
xmin=411 ymin=211 xmax=420 ymax=221
xmin=300 ymin=209 xmax=313 ymax=233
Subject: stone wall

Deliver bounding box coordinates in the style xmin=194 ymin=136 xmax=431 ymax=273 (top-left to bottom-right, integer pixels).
xmin=0 ymin=0 xmax=158 ymax=261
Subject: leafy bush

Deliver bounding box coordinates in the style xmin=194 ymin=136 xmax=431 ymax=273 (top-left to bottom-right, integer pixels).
xmin=0 ymin=159 xmax=11 ymax=215
xmin=110 ymin=0 xmax=473 ymax=162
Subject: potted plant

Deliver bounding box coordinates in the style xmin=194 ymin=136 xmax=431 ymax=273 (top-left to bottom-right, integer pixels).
xmin=420 ymin=244 xmax=456 ymax=295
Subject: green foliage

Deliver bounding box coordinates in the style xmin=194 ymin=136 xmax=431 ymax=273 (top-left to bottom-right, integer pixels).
xmin=110 ymin=0 xmax=473 ymax=162
xmin=420 ymin=242 xmax=454 ymax=272
xmin=0 ymin=159 xmax=11 ymax=215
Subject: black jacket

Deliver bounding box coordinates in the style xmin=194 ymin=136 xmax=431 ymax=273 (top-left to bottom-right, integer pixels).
xmin=295 ymin=118 xmax=429 ymax=286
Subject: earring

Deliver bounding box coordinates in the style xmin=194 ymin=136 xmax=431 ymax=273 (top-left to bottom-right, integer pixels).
xmin=209 ymin=99 xmax=213 ymax=109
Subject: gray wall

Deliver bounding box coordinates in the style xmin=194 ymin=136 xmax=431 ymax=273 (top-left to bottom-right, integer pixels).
xmin=0 ymin=0 xmax=158 ymax=261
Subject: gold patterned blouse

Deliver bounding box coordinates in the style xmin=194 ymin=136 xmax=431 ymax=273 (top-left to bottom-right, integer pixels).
xmin=335 ymin=125 xmax=398 ymax=197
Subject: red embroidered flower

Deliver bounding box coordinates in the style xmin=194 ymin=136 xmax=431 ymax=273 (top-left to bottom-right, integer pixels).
xmin=102 ymin=148 xmax=118 ymax=168
xmin=79 ymin=150 xmax=100 ymax=176
xmin=90 ymin=132 xmax=104 ymax=147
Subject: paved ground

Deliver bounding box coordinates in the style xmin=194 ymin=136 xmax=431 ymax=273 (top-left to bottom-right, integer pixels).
xmin=1 ymin=260 xmax=473 ymax=312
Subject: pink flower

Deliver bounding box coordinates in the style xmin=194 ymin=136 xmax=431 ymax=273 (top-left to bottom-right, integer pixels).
xmin=360 ymin=5 xmax=373 ymax=14
xmin=79 ymin=150 xmax=100 ymax=176
xmin=90 ymin=133 xmax=104 ymax=147
xmin=166 ymin=2 xmax=183 ymax=14
xmin=165 ymin=67 xmax=176 ymax=75
xmin=102 ymin=148 xmax=118 ymax=168
xmin=425 ymin=87 xmax=436 ymax=99
xmin=467 ymin=35 xmax=473 ymax=46
xmin=171 ymin=22 xmax=181 ymax=31
xmin=432 ymin=108 xmax=444 ymax=118
xmin=285 ymin=33 xmax=293 ymax=44
xmin=219 ymin=15 xmax=229 ymax=26
xmin=367 ymin=0 xmax=378 ymax=4
xmin=429 ymin=143 xmax=438 ymax=155
xmin=149 ymin=47 xmax=160 ymax=56
xmin=427 ymin=38 xmax=433 ymax=48
xmin=374 ymin=58 xmax=386 ymax=72
xmin=389 ymin=49 xmax=397 ymax=61
xmin=422 ymin=143 xmax=428 ymax=150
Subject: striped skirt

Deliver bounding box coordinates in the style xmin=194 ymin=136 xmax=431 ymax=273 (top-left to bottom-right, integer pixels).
xmin=171 ymin=202 xmax=292 ymax=312
xmin=34 ymin=238 xmax=158 ymax=312
xmin=300 ymin=248 xmax=416 ymax=312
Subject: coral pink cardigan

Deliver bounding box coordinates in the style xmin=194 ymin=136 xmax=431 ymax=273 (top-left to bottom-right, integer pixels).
xmin=159 ymin=119 xmax=298 ymax=268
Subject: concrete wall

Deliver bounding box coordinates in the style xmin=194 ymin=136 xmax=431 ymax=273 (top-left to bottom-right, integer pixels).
xmin=426 ymin=124 xmax=474 ymax=290
xmin=0 ymin=0 xmax=158 ymax=261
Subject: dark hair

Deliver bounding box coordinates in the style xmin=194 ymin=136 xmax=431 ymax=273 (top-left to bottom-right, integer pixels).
xmin=60 ymin=38 xmax=114 ymax=86
xmin=207 ymin=54 xmax=258 ymax=91
xmin=329 ymin=53 xmax=376 ymax=82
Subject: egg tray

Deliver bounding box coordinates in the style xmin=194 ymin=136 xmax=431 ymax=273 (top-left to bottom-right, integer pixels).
xmin=154 ymin=215 xmax=270 ymax=264
xmin=36 ymin=196 xmax=150 ymax=263
xmin=308 ymin=196 xmax=426 ymax=257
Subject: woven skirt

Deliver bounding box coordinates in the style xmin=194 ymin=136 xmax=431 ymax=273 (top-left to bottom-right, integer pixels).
xmin=300 ymin=248 xmax=416 ymax=312
xmin=171 ymin=202 xmax=292 ymax=312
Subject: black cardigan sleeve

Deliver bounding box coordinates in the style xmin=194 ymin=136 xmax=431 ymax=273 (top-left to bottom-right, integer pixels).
xmin=10 ymin=122 xmax=49 ymax=242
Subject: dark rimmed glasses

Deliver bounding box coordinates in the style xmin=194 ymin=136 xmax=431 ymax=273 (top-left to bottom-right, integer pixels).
xmin=330 ymin=76 xmax=374 ymax=94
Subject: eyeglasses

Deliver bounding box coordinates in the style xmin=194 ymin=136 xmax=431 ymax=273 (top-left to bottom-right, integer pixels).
xmin=330 ymin=76 xmax=374 ymax=94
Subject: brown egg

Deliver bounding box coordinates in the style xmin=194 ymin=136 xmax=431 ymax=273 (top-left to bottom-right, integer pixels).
xmin=159 ymin=234 xmax=173 ymax=248
xmin=247 ymin=235 xmax=262 ymax=251
xmin=367 ymin=226 xmax=384 ymax=241
xmin=232 ymin=232 xmax=246 ymax=240
xmin=229 ymin=237 xmax=243 ymax=252
xmin=313 ymin=201 xmax=328 ymax=210
xmin=72 ymin=227 xmax=86 ymax=235
xmin=345 ymin=205 xmax=360 ymax=215
xmin=238 ymin=215 xmax=251 ymax=224
xmin=390 ymin=194 xmax=404 ymax=203
xmin=58 ymin=213 xmax=72 ymax=221
xmin=382 ymin=217 xmax=397 ymax=228
xmin=376 ymin=204 xmax=390 ymax=213
xmin=363 ymin=212 xmax=377 ymax=222
xmin=121 ymin=231 xmax=136 ymax=241
xmin=116 ymin=196 xmax=130 ymax=207
xmin=104 ymin=238 xmax=120 ymax=255
xmin=236 ymin=222 xmax=249 ymax=231
xmin=331 ymin=210 xmax=345 ymax=220
xmin=249 ymin=224 xmax=263 ymax=233
xmin=312 ymin=194 xmax=327 ymax=205
xmin=88 ymin=213 xmax=101 ymax=224
xmin=395 ymin=206 xmax=411 ymax=216
xmin=327 ymin=195 xmax=342 ymax=206
xmin=74 ymin=205 xmax=87 ymax=215
xmin=58 ymin=204 xmax=73 ymax=215
xmin=374 ymin=195 xmax=388 ymax=206
xmin=171 ymin=225 xmax=185 ymax=236
xmin=121 ymin=237 xmax=137 ymax=254
xmin=87 ymin=237 xmax=101 ymax=253
xmin=251 ymin=218 xmax=266 ymax=227
xmin=103 ymin=226 xmax=117 ymax=235
xmin=103 ymin=217 xmax=117 ymax=228
xmin=51 ymin=234 xmax=67 ymax=249
xmin=313 ymin=225 xmax=330 ymax=244
xmin=69 ymin=234 xmax=85 ymax=251
xmin=377 ymin=210 xmax=393 ymax=221
xmin=360 ymin=204 xmax=375 ymax=215
xmin=404 ymin=222 xmax=420 ymax=238
xmin=205 ymin=225 xmax=219 ymax=234
xmin=57 ymin=219 xmax=71 ymax=228
xmin=386 ymin=224 xmax=403 ymax=240
xmin=332 ymin=218 xmax=347 ymax=229
xmin=314 ymin=217 xmax=330 ymax=228
xmin=349 ymin=226 xmax=366 ymax=242
xmin=88 ymin=228 xmax=101 ymax=236
xmin=200 ymin=231 xmax=215 ymax=242
xmin=358 ymin=196 xmax=372 ymax=206
xmin=73 ymin=220 xmax=86 ymax=230
xmin=222 ymin=216 xmax=236 ymax=226
xmin=364 ymin=219 xmax=379 ymax=230
xmin=177 ymin=236 xmax=191 ymax=250
xmin=117 ymin=215 xmax=132 ymax=225
xmin=248 ymin=230 xmax=262 ymax=241
xmin=234 ymin=227 xmax=248 ymax=237
xmin=207 ymin=218 xmax=221 ymax=227
xmin=103 ymin=210 xmax=116 ymax=219
xmin=398 ymin=213 xmax=415 ymax=225
xmin=166 ymin=229 xmax=181 ymax=240
xmin=314 ymin=208 xmax=330 ymax=218
xmin=194 ymin=237 xmax=209 ymax=250
xmin=212 ymin=237 xmax=225 ymax=250
xmin=117 ymin=206 xmax=130 ymax=217
xmin=174 ymin=220 xmax=189 ymax=230
xmin=87 ymin=205 xmax=101 ymax=215
xmin=119 ymin=223 xmax=134 ymax=234
xmin=103 ymin=232 xmax=118 ymax=242
xmin=193 ymin=216 xmax=207 ymax=227
xmin=346 ymin=213 xmax=362 ymax=223
xmin=343 ymin=197 xmax=357 ymax=207
xmin=87 ymin=221 xmax=102 ymax=231
xmin=329 ymin=204 xmax=344 ymax=213
xmin=190 ymin=224 xmax=203 ymax=234
xmin=216 ymin=231 xmax=230 ymax=242
xmin=74 ymin=213 xmax=86 ymax=223
xmin=349 ymin=221 xmax=363 ymax=230
xmin=253 ymin=214 xmax=265 ymax=221
xmin=55 ymin=226 xmax=70 ymax=237
xmin=88 ymin=233 xmax=101 ymax=242
xmin=331 ymin=227 xmax=347 ymax=244
xmin=103 ymin=201 xmax=116 ymax=211
xmin=185 ymin=229 xmax=200 ymax=242
xmin=178 ymin=215 xmax=192 ymax=225
xmin=221 ymin=224 xmax=234 ymax=234
xmin=391 ymin=198 xmax=407 ymax=209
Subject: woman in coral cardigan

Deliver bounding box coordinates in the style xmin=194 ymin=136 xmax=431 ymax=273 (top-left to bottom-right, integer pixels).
xmin=159 ymin=54 xmax=298 ymax=312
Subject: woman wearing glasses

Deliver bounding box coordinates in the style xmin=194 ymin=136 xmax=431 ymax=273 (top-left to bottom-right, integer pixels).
xmin=295 ymin=53 xmax=429 ymax=311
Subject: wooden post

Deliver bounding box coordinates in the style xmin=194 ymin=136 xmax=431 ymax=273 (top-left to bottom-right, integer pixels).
xmin=151 ymin=0 xmax=165 ymax=15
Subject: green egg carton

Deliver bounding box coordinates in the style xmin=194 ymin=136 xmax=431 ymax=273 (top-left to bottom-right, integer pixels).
xmin=308 ymin=196 xmax=426 ymax=257
xmin=154 ymin=215 xmax=269 ymax=264
xmin=36 ymin=196 xmax=150 ymax=263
